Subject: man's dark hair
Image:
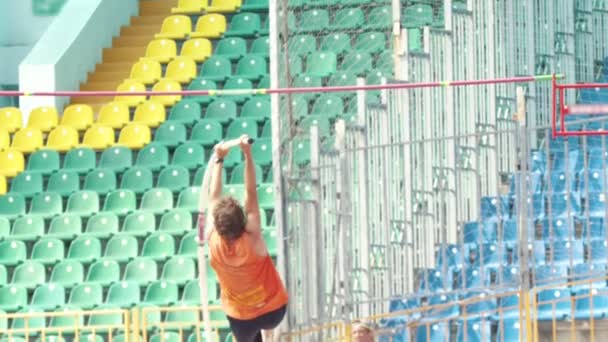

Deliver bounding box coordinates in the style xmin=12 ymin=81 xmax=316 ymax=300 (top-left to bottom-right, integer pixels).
xmin=213 ymin=196 xmax=246 ymax=241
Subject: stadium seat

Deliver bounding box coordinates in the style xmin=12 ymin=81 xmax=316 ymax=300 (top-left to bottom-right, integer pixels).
xmin=0 ymin=107 xmax=23 ymax=133
xmin=330 ymin=8 xmax=364 ymax=31
xmin=261 ymin=121 xmax=272 ymax=138
xmin=573 ymin=288 xmax=608 ymax=319
xmin=365 ymin=6 xmax=392 ymax=30
xmin=31 ymin=191 xmax=67 ymax=218
xmin=186 ymin=78 xmax=218 ymax=104
xmin=258 ymin=184 xmax=274 ymax=209
xmin=87 ymin=306 xmax=124 ymax=327
xmin=402 ymin=4 xmax=434 ymax=28
xmin=156 ymin=15 xmax=192 ymax=39
xmin=194 ymin=165 xmax=227 ymax=185
xmin=206 ymin=0 xmax=242 ymax=13
xmin=121 ymin=211 xmax=155 ymax=237
xmin=159 ymin=209 xmax=193 ymax=236
xmin=201 ymin=56 xmax=232 ymax=81
xmin=178 ymin=231 xmax=199 ymax=257
xmin=115 ymin=80 xmax=146 ymax=107
xmin=86 ymin=259 xmax=120 ymax=286
xmin=67 ymin=236 xmax=102 ymax=264
xmin=164 ymin=302 xmax=200 ymax=328
xmin=85 ymin=212 xmax=119 ymax=239
xmin=130 ymin=59 xmax=162 ymax=85
xmin=319 ymin=33 xmax=351 ymax=56
xmin=537 ymin=288 xmax=572 ymax=320
xmin=0 ymin=193 xmax=26 ymax=219
xmin=456 ymin=319 xmax=492 ymax=342
xmin=298 ymin=9 xmax=329 ymax=33
xmin=99 ymin=146 xmax=133 ymax=173
xmin=106 ymin=281 xmax=140 ymax=307
xmin=66 ymin=190 xmax=100 ymax=217
xmin=124 ymin=258 xmax=158 ymax=285
xmin=224 ymin=148 xmax=243 ymax=168
xmin=0 ymin=285 xmax=27 ymax=312
xmin=158 ymin=165 xmax=190 ymax=192
xmin=205 ymin=99 xmax=238 ymax=124
xmin=241 ymin=98 xmax=270 ymax=122
xmin=11 ymin=127 xmax=43 ymax=153
xmin=118 ymin=123 xmax=151 ymax=149
xmin=151 ymin=79 xmax=182 ymax=106
xmin=12 ymin=260 xmax=45 ymax=289
xmin=141 ymin=188 xmax=174 ymax=214
xmin=68 ymin=283 xmax=103 ymax=310
xmin=375 ymin=50 xmax=394 ymax=72
xmin=299 ymin=115 xmax=331 ymax=137
xmin=31 ymin=238 xmax=64 ymax=265
xmin=83 ymin=169 xmax=117 ymax=195
xmin=145 ymin=39 xmax=177 ymax=63
xmin=142 ymin=232 xmax=176 ymax=261
xmin=31 ymin=283 xmax=65 ymax=311
xmin=293 ymin=75 xmax=322 ymax=100
xmin=168 ymin=100 xmax=202 ymax=126
xmin=50 ymin=260 xmax=84 ymax=289
xmin=177 ymin=187 xmax=201 ymax=212
xmin=104 ymin=234 xmax=138 ymax=262
xmin=10 ymin=171 xmax=43 ymax=198
xmin=236 ymin=55 xmax=267 ymax=80
xmin=249 ymin=36 xmax=269 ymax=58
xmin=225 ymin=12 xmax=261 ymax=37
xmin=46 ymin=171 xmax=80 ymax=196
xmin=355 ymin=32 xmax=387 ymax=54
xmin=61 ymin=104 xmax=94 ymax=131
xmin=190 ymin=120 xmax=223 ymax=147
xmin=181 ymin=38 xmax=212 ymax=63
xmin=121 ymin=167 xmax=154 ymax=194
xmin=97 ymin=102 xmax=130 ymax=129
xmin=223 ymin=77 xmax=253 ymax=103
xmin=224 ymin=184 xmax=245 ymax=202
xmin=0 ymin=177 xmax=5 ymax=196
xmin=154 ymin=122 xmax=187 ymax=149
xmin=133 ymin=101 xmax=166 ymax=128
xmin=0 ymin=129 xmax=8 ymax=151
xmin=48 ymin=214 xmax=81 ymax=241
xmin=144 ymin=280 xmax=179 ymax=306
xmin=288 ymin=35 xmax=316 ymax=57
xmin=251 ymin=137 xmax=272 ymax=167
xmin=81 ymin=125 xmax=115 ymax=150
xmin=135 ymin=143 xmax=169 ymax=172
xmin=11 ymin=215 xmax=44 ymax=241
xmin=229 ymin=163 xmax=263 ymax=184
xmin=27 ymin=106 xmax=58 ymax=133
xmin=46 ymin=125 xmax=79 ymax=152
xmin=161 ymin=256 xmax=196 ymax=285
xmin=103 ymin=190 xmax=136 ymax=215
xmin=171 ymin=0 xmax=205 ymax=14
xmin=166 ymin=56 xmax=197 ymax=84
xmin=226 ymin=118 xmax=258 ymax=140
xmin=191 ymin=14 xmax=227 ymax=38
xmin=172 ymin=142 xmax=206 ymax=170
xmin=151 ymin=332 xmax=181 ymax=342
xmin=241 ymin=0 xmax=268 ymax=12
xmin=340 ymin=51 xmax=372 ymax=75
xmin=311 ymin=95 xmax=344 ymax=119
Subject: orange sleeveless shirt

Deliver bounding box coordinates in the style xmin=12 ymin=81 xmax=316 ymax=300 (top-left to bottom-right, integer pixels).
xmin=209 ymin=231 xmax=289 ymax=320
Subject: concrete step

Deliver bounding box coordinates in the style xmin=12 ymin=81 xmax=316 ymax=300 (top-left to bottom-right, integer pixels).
xmin=94 ymin=62 xmax=133 ymax=73
xmin=120 ymin=25 xmax=159 ymax=37
xmin=73 ymin=96 xmax=114 ymax=104
xmin=80 ymin=81 xmax=122 ymax=92
xmin=102 ymin=47 xmax=146 ymax=63
xmin=113 ymin=36 xmax=151 ymax=48
xmin=87 ymin=71 xmax=129 ymax=82
xmin=140 ymin=0 xmax=177 ymax=15
xmin=131 ymin=15 xmax=166 ymax=26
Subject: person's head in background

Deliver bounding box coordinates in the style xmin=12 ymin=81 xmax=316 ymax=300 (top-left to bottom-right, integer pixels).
xmin=352 ymin=320 xmax=374 ymax=342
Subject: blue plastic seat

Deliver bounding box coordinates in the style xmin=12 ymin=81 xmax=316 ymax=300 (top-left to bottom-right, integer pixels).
xmin=500 ymin=266 xmax=520 ymax=288
xmin=589 ymin=239 xmax=608 ymax=262
xmin=535 ymin=265 xmax=569 ymax=287
xmin=537 ymin=288 xmax=572 ymax=320
xmin=496 ymin=319 xmax=522 ymax=342
xmin=415 ymin=322 xmax=449 ymax=342
xmin=467 ymin=243 xmax=506 ymax=267
xmin=587 ymin=192 xmax=608 ymax=218
xmin=495 ymin=294 xmax=520 ymax=320
xmin=480 ymin=196 xmax=510 ymax=220
xmin=456 ymin=318 xmax=491 ymax=342
xmin=417 ymin=269 xmax=448 ymax=292
xmin=547 ymin=193 xmax=580 ymax=219
xmin=541 ymin=218 xmax=573 ymax=240
xmin=463 ymin=221 xmax=497 ymax=244
xmin=573 ymin=288 xmax=608 ymax=319
xmin=549 ymin=240 xmax=584 ymax=265
xmin=454 ymin=267 xmax=491 ymax=290
xmin=552 ymin=150 xmax=580 ymax=173
xmin=545 ymin=171 xmax=576 ymax=193
xmin=571 ymin=263 xmax=606 ymax=291
xmin=579 ymin=170 xmax=605 ymax=192
xmin=435 ymin=244 xmax=463 ymax=269
xmin=426 ymin=294 xmax=459 ymax=320
xmin=509 ymin=171 xmax=543 ymax=195
xmin=462 ymin=291 xmax=497 ymax=316
xmin=582 ymin=217 xmax=605 ymax=239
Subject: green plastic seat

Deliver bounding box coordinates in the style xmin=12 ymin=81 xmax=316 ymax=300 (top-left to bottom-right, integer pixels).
xmin=257 ymin=75 xmax=270 ymax=88
xmin=186 ymin=78 xmax=218 ymax=105
xmin=298 ymin=9 xmax=329 ymax=33
xmin=215 ymin=37 xmax=247 ymax=61
xmin=11 ymin=308 xmax=45 ymax=332
xmin=141 ymin=187 xmax=174 ymax=214
xmin=11 ymin=215 xmax=44 ymax=241
xmin=12 ymin=261 xmax=45 ymax=289
xmin=0 ymin=240 xmax=26 ymax=266
xmin=63 ymin=147 xmax=96 ymax=174
xmin=224 ymin=184 xmax=245 ymax=202
xmin=281 ymin=55 xmax=302 ymax=75
xmin=0 ymin=285 xmax=27 ymax=311
xmin=341 ymin=52 xmax=373 ymax=75
xmin=31 ymin=283 xmax=66 ymax=310
xmin=85 ymin=213 xmax=119 ymax=239
xmin=48 ymin=214 xmax=81 ymax=240
xmin=66 ymin=190 xmax=100 ymax=217
xmin=159 ymin=209 xmax=193 ymax=236
xmin=288 ymin=35 xmax=316 ymax=57
xmin=177 ymin=187 xmax=201 ymax=212
xmin=47 ymin=307 xmax=85 ymax=333
xmin=150 ymin=332 xmax=181 ymax=342
xmin=37 ymin=334 xmax=68 ymax=342
xmin=123 ymin=258 xmax=158 ymax=286
xmin=330 ymin=7 xmax=364 ymax=31
xmin=193 ymin=166 xmax=226 ymax=186
xmin=225 ymin=12 xmax=261 ymax=37
xmin=164 ymin=303 xmax=200 ymax=328
xmin=312 ymin=94 xmax=345 ymax=119
xmin=154 ymin=122 xmax=187 ymax=148
xmin=121 ymin=211 xmax=156 ymax=237
xmin=229 ymin=162 xmax=263 ymax=184
xmin=178 ymin=231 xmax=199 ymax=257
xmin=136 ymin=143 xmax=170 ymax=172
xmin=0 ymin=193 xmax=26 ymax=220
xmin=190 ymin=120 xmax=223 ymax=147
xmin=250 ymin=36 xmax=269 ymax=58
xmin=112 ymin=334 xmax=143 ymax=342
xmin=46 ymin=170 xmax=80 ymax=197
xmin=157 ymin=166 xmax=190 ymax=192
xmin=86 ymin=259 xmax=120 ymax=286
xmin=280 ymin=95 xmax=308 ymax=119
xmin=120 ymin=167 xmax=154 ymax=195
xmin=10 ymin=171 xmax=43 ymax=198
xmin=354 ymin=32 xmax=387 ymax=54
xmin=31 ymin=238 xmax=64 ymax=265
xmin=144 ymin=280 xmax=178 ymax=306
xmin=68 ymin=283 xmax=103 ymax=309
xmin=29 ymin=192 xmax=62 ymax=218
xmin=403 ymin=4 xmax=433 ymax=28
xmin=241 ymin=0 xmax=268 ymax=11
xmin=261 ymin=121 xmax=272 ymax=138
xmin=103 ymin=190 xmax=136 ymax=215
xmin=104 ymin=235 xmax=138 ymax=262
xmin=141 ymin=232 xmax=176 ymax=261
xmin=106 ymin=280 xmax=140 ymax=307
xmin=236 ymin=55 xmax=267 ymax=80
xmin=50 ymin=260 xmax=84 ymax=289
xmin=87 ymin=306 xmax=123 ymax=327
xmin=251 ymin=137 xmax=272 ymax=167
xmin=293 ymin=138 xmax=312 ymax=166
xmin=182 ymin=278 xmax=218 ymax=304
xmin=161 ymin=256 xmax=195 ymax=285
xmin=241 ymin=98 xmax=270 ymax=122
xmin=328 ymin=71 xmax=358 ymax=90
xmin=26 ymin=149 xmax=60 ymax=175
xmin=0 ymin=264 xmax=6 ymax=285
xmin=172 ymin=142 xmax=206 ymax=170
xmin=200 ymin=56 xmax=232 ymax=82
xmin=226 ymin=118 xmax=258 ymax=140
xmin=0 ymin=218 xmax=9 ymax=240
xmin=67 ymin=236 xmax=101 ymax=264
xmin=375 ymin=50 xmax=394 ymax=73
xmin=293 ymin=75 xmax=322 ymax=101
xmin=365 ymin=6 xmax=392 ymax=30
xmin=223 ymin=77 xmax=253 ymax=104
xmin=257 ymin=183 xmax=274 ymax=210
xmin=205 ymin=99 xmax=238 ymax=124
xmin=168 ymin=100 xmax=202 ymax=126
xmin=299 ymin=115 xmax=331 ymax=137
xmin=319 ymin=33 xmax=351 ymax=56
xmin=99 ymin=146 xmax=133 ymax=173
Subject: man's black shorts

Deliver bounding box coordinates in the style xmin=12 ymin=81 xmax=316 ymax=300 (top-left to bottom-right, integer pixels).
xmin=226 ymin=305 xmax=287 ymax=342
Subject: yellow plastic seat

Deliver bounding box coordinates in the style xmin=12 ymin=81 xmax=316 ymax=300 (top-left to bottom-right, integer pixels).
xmin=0 ymin=175 xmax=6 ymax=195
xmin=206 ymin=0 xmax=242 ymax=13
xmin=27 ymin=106 xmax=58 ymax=133
xmin=150 ymin=79 xmax=182 ymax=107
xmin=97 ymin=102 xmax=130 ymax=129
xmin=0 ymin=149 xmax=24 ymax=178
xmin=114 ymin=80 xmax=146 ymax=107
xmin=82 ymin=125 xmax=115 ymax=150
xmin=11 ymin=127 xmax=43 ymax=153
xmin=133 ymin=101 xmax=166 ymax=128
xmin=191 ymin=14 xmax=227 ymax=39
xmin=61 ymin=104 xmax=94 ymax=131
xmin=145 ymin=39 xmax=178 ymax=63
xmin=130 ymin=59 xmax=162 ymax=85
xmin=118 ymin=123 xmax=151 ymax=149
xmin=165 ymin=56 xmax=197 ymax=84
xmin=155 ymin=15 xmax=192 ymax=40
xmin=0 ymin=107 xmax=23 ymax=133
xmin=180 ymin=38 xmax=213 ymax=62
xmin=46 ymin=125 xmax=79 ymax=152
xmin=171 ymin=0 xmax=206 ymax=14
xmin=0 ymin=129 xmax=9 ymax=151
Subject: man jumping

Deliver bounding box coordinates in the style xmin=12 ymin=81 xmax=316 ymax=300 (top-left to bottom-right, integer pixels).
xmin=203 ymin=135 xmax=288 ymax=342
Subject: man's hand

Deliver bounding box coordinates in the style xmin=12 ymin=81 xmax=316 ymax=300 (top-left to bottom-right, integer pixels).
xmin=239 ymin=134 xmax=252 ymax=154
xmin=214 ymin=143 xmax=229 ymax=159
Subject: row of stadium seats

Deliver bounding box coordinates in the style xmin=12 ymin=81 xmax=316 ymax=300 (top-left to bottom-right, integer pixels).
xmin=285 ymin=7 xmax=393 ymax=32
xmin=156 ymin=13 xmax=268 ymax=40
xmin=173 ymin=0 xmax=268 ymax=14
xmin=288 ymin=32 xmax=389 ymax=56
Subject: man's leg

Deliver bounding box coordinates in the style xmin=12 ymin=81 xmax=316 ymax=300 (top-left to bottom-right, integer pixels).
xmin=262 ymin=329 xmax=274 ymax=342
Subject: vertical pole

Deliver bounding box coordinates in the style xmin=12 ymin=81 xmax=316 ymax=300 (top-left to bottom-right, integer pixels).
xmin=310 ymin=125 xmax=322 ymax=324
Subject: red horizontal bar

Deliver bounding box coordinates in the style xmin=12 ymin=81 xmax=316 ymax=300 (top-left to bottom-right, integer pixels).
xmin=555 ymin=130 xmax=608 ymax=136
xmin=556 ymin=83 xmax=608 ymax=89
